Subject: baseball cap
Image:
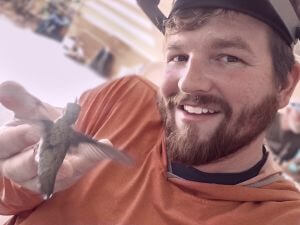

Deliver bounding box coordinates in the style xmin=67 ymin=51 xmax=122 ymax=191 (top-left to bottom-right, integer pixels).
xmin=137 ymin=0 xmax=300 ymax=46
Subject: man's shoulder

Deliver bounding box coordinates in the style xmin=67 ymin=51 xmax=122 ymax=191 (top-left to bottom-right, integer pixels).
xmin=79 ymin=75 xmax=158 ymax=107
xmin=76 ymin=75 xmax=163 ymax=144
xmin=97 ymin=75 xmax=158 ymax=95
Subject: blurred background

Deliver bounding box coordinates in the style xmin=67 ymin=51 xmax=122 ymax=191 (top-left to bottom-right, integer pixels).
xmin=0 ymin=0 xmax=171 ymax=125
xmin=1 ymin=0 xmax=300 ymax=224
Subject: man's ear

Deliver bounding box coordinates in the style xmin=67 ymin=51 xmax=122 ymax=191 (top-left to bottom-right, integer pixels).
xmin=277 ymin=62 xmax=300 ymax=109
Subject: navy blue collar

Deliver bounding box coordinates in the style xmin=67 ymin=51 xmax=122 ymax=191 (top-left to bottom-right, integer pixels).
xmin=170 ymin=147 xmax=268 ymax=185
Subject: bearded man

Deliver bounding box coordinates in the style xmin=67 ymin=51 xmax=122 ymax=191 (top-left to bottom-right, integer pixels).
xmin=0 ymin=0 xmax=300 ymax=224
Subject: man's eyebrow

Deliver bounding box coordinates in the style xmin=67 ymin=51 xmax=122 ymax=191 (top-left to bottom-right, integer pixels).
xmin=210 ymin=37 xmax=253 ymax=54
xmin=165 ymin=41 xmax=184 ymax=51
xmin=165 ymin=37 xmax=254 ymax=53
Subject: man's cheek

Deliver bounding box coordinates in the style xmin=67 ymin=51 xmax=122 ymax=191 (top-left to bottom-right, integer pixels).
xmin=161 ymin=70 xmax=180 ymax=97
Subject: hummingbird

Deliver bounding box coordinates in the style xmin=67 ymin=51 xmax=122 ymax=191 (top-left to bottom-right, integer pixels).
xmin=34 ymin=102 xmax=132 ymax=200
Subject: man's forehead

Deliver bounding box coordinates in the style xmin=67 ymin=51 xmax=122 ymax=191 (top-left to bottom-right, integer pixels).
xmin=166 ymin=35 xmax=253 ymax=53
xmin=165 ymin=14 xmax=265 ymax=54
xmin=166 ymin=11 xmax=270 ymax=40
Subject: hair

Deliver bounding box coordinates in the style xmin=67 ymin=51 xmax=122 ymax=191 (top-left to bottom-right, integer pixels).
xmin=163 ymin=8 xmax=295 ymax=89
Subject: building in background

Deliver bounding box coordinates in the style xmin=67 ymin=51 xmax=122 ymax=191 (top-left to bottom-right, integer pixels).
xmin=62 ymin=0 xmax=170 ymax=78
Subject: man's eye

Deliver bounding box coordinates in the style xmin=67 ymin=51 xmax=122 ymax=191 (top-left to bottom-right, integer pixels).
xmin=219 ymin=55 xmax=241 ymax=63
xmin=169 ymin=55 xmax=189 ymax=62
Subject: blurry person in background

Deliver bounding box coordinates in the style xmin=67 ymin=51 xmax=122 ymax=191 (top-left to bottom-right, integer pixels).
xmin=283 ymin=150 xmax=300 ymax=183
xmin=266 ymin=98 xmax=300 ymax=164
xmin=266 ymin=97 xmax=300 ymax=182
xmin=35 ymin=6 xmax=70 ymax=41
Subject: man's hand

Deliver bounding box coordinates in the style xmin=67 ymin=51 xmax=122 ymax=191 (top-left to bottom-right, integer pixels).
xmin=0 ymin=81 xmax=117 ymax=197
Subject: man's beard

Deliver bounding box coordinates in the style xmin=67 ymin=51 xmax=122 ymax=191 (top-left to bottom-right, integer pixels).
xmin=157 ymin=92 xmax=278 ymax=166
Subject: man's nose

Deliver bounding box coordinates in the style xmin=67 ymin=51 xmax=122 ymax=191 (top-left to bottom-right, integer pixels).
xmin=178 ymin=58 xmax=213 ymax=94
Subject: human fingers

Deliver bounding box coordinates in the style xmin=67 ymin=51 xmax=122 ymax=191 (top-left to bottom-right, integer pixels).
xmin=0 ymin=124 xmax=40 ymax=158
xmin=55 ymin=159 xmax=74 ymax=181
xmin=37 ymin=142 xmax=112 ymax=195
xmin=20 ymin=157 xmax=80 ymax=195
xmin=44 ymin=140 xmax=124 ymax=194
xmin=1 ymin=146 xmax=38 ymax=184
xmin=19 ymin=176 xmax=40 ymax=193
xmin=22 ymin=175 xmax=79 ymax=195
xmin=27 ymin=140 xmax=130 ymax=196
xmin=0 ymin=81 xmax=60 ymax=120
xmin=20 ymin=159 xmax=74 ymax=194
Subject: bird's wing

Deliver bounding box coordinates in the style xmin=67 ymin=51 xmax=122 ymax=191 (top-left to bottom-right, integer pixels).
xmin=71 ymin=131 xmax=133 ymax=165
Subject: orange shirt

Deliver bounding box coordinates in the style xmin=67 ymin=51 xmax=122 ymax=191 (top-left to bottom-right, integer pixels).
xmin=1 ymin=76 xmax=300 ymax=225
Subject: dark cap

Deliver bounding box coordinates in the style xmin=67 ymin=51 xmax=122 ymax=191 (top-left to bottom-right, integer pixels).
xmin=137 ymin=0 xmax=300 ymax=46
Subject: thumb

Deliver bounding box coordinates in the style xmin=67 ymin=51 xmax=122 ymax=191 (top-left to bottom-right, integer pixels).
xmin=0 ymin=81 xmax=60 ymax=120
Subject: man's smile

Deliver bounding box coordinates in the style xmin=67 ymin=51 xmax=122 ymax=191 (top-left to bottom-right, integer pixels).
xmin=182 ymin=105 xmax=220 ymax=114
xmin=176 ymin=104 xmax=222 ymax=123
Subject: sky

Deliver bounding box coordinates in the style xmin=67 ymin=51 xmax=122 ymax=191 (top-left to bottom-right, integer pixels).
xmin=0 ymin=16 xmax=106 ymax=125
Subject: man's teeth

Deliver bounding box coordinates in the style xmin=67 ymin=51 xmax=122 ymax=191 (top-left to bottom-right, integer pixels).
xmin=183 ymin=105 xmax=216 ymax=114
